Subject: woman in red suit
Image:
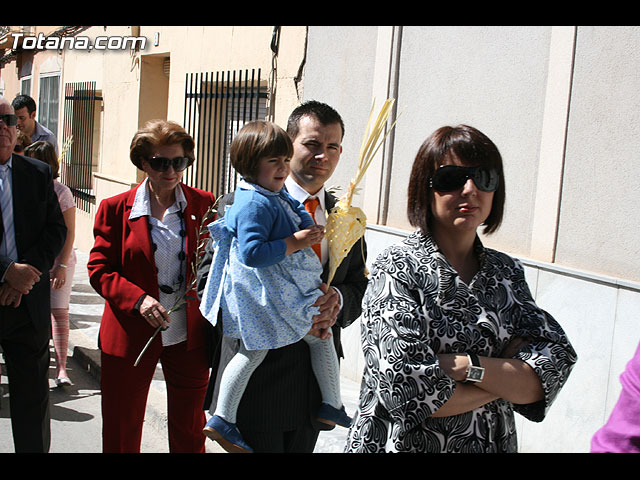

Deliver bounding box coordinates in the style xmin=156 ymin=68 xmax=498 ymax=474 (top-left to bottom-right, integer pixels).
xmin=88 ymin=120 xmax=215 ymax=453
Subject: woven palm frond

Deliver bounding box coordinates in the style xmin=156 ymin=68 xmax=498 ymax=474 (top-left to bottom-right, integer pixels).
xmin=325 ymin=99 xmax=398 ymax=285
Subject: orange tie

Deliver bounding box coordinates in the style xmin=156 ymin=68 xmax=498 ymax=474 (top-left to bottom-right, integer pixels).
xmin=303 ymin=197 xmax=322 ymax=259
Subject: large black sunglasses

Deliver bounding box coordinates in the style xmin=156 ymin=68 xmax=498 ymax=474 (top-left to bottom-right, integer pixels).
xmin=0 ymin=114 xmax=18 ymax=127
xmin=147 ymin=156 xmax=191 ymax=172
xmin=430 ymin=165 xmax=499 ymax=193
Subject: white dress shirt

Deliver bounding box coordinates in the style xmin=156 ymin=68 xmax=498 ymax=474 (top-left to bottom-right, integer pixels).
xmin=284 ymin=176 xmax=343 ymax=310
xmin=129 ymin=178 xmax=188 ymax=346
xmin=284 ymin=177 xmax=329 ymax=265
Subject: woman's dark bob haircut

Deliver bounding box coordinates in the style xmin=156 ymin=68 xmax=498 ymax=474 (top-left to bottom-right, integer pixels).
xmin=130 ymin=119 xmax=195 ymax=170
xmin=230 ymin=120 xmax=293 ymax=183
xmin=407 ymin=124 xmax=505 ymax=235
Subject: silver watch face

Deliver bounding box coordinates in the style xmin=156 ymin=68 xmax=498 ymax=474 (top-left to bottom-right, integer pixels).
xmin=467 ymin=366 xmax=485 ymax=382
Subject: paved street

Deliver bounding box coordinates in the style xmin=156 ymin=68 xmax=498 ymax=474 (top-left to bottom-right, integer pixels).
xmin=0 ymin=249 xmax=359 ymax=453
xmin=0 ymin=346 xmax=169 ymax=453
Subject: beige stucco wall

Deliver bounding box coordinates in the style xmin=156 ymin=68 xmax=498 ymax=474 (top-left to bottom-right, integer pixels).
xmin=2 ymin=25 xmax=308 ymax=251
xmin=304 ymin=25 xmax=640 ymax=284
xmin=554 ymin=26 xmax=640 ymax=281
xmin=383 ymin=26 xmax=552 ymax=258
xmin=304 ymin=25 xmax=553 ymax=259
xmin=53 ymin=25 xmax=308 ymax=250
xmin=302 ymin=26 xmax=379 ymax=209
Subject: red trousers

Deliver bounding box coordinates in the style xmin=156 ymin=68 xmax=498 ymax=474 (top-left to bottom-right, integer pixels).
xmin=100 ymin=341 xmax=209 ymax=453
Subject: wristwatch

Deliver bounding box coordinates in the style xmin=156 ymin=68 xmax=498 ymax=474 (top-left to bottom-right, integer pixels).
xmin=464 ymin=353 xmax=485 ymax=383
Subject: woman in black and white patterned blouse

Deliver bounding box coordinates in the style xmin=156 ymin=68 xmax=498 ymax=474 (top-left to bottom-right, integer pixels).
xmin=345 ymin=125 xmax=577 ymax=453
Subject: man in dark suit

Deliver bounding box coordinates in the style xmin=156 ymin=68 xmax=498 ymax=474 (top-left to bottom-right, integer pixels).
xmin=198 ymin=101 xmax=367 ymax=452
xmin=0 ymin=96 xmax=67 ymax=452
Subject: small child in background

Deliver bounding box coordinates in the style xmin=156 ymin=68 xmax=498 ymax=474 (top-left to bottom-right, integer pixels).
xmin=200 ymin=121 xmax=350 ymax=453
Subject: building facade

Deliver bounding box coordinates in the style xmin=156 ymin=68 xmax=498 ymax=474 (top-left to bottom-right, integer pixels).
xmin=1 ymin=25 xmax=307 ymax=251
xmin=2 ymin=25 xmax=639 ymax=453
xmin=301 ymin=26 xmax=640 ymax=453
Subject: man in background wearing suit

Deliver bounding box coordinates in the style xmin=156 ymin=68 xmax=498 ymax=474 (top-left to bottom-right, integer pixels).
xmin=0 ymin=96 xmax=67 ymax=452
xmin=199 ymin=101 xmax=368 ymax=452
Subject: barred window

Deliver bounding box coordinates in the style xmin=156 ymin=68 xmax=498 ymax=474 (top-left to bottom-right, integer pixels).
xmin=183 ymin=69 xmax=268 ymax=196
xmin=60 ymin=81 xmax=101 ymax=212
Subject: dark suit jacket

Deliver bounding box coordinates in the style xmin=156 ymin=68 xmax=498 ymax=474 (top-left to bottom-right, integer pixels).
xmin=0 ymin=154 xmax=66 ymax=330
xmin=87 ymin=182 xmax=216 ymax=359
xmin=198 ymin=189 xmax=368 ymax=432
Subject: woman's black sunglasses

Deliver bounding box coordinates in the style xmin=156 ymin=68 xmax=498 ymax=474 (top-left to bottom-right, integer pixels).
xmin=430 ymin=165 xmax=499 ymax=193
xmin=147 ymin=156 xmax=191 ymax=172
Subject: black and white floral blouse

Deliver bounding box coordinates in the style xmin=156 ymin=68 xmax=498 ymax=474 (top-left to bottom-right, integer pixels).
xmin=344 ymin=230 xmax=577 ymax=453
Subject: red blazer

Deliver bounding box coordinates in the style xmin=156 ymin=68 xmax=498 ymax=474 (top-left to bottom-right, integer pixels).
xmin=88 ymin=181 xmax=215 ymax=359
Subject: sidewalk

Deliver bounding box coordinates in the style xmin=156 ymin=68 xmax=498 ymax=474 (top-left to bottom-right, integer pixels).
xmin=68 ymin=250 xmax=359 ymax=453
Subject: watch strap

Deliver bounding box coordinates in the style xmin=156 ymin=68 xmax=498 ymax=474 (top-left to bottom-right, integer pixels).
xmin=468 ymin=353 xmax=481 ymax=368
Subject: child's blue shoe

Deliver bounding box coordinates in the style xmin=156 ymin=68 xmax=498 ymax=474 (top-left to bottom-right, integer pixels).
xmin=203 ymin=415 xmax=253 ymax=453
xmin=316 ymin=403 xmax=352 ymax=428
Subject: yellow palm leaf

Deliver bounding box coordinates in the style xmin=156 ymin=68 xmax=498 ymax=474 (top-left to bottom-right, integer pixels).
xmin=325 ymin=99 xmax=398 ymax=285
xmin=58 ymin=135 xmax=73 ymax=164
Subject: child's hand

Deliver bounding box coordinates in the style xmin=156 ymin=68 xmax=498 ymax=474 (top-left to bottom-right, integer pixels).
xmin=295 ymin=225 xmax=325 ymax=247
xmin=284 ymin=225 xmax=324 ymax=255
